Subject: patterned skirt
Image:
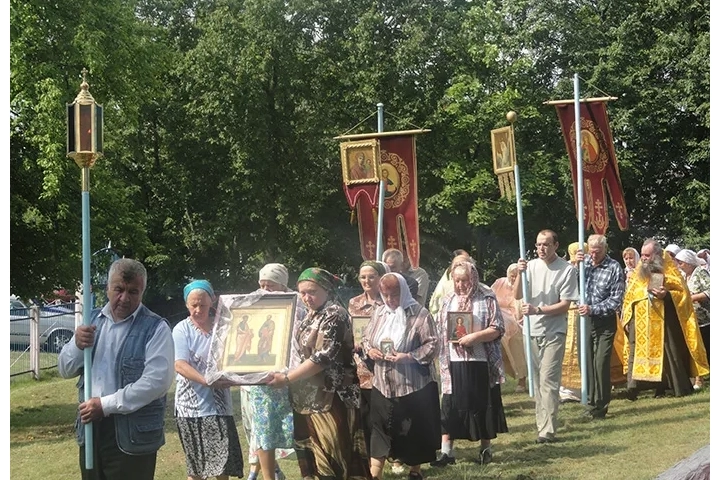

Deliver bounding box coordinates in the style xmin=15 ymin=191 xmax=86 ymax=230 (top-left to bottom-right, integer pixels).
xmin=293 ymin=394 xmax=371 ymax=480
xmin=239 ymin=385 xmax=295 ymax=464
xmin=176 ymin=415 xmax=244 ymax=478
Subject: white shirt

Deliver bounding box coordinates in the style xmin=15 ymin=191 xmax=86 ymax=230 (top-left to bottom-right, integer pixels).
xmin=58 ymin=303 xmax=175 ymax=416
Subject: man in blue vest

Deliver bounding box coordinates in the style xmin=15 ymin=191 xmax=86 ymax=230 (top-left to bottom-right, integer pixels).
xmin=59 ymin=258 xmax=174 ymax=480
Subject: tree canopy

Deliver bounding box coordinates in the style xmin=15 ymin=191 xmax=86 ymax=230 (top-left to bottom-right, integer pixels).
xmin=10 ymin=0 xmax=710 ymax=309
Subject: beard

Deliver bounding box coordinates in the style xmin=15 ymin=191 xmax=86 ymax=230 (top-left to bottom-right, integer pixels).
xmin=637 ymin=255 xmax=664 ymax=282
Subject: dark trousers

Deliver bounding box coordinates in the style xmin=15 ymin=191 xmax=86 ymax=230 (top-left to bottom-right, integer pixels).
xmin=79 ymin=417 xmax=157 ymax=480
xmin=586 ymin=315 xmax=617 ymax=415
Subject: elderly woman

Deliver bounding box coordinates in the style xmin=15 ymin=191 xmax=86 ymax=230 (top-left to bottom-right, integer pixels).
xmin=348 ymin=260 xmax=387 ymax=464
xmin=362 ymin=273 xmax=440 ymax=480
xmin=173 ymin=280 xmax=244 ymax=480
xmin=432 ymin=261 xmax=507 ymax=467
xmin=268 ymin=267 xmax=371 ymax=480
xmin=240 ymin=264 xmax=300 ymax=480
xmin=490 ymin=263 xmax=527 ymax=393
xmin=675 ymin=249 xmax=710 ymax=390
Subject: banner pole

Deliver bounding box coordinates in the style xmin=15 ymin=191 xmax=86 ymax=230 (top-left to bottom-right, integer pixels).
xmin=375 ymin=102 xmax=385 ymax=260
xmin=574 ymin=73 xmax=588 ymax=406
xmin=508 ymin=115 xmax=535 ymax=398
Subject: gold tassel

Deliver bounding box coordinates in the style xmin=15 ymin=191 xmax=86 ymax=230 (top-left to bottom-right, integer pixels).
xmin=350 ymin=209 xmax=356 ymax=225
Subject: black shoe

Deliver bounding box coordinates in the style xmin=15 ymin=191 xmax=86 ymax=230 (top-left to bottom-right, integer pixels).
xmin=430 ymin=453 xmax=456 ymax=467
xmin=535 ymin=436 xmax=556 ymax=444
xmin=407 ymin=472 xmax=424 ymax=480
xmin=479 ymin=447 xmax=493 ymax=465
xmin=626 ymin=388 xmax=638 ymax=401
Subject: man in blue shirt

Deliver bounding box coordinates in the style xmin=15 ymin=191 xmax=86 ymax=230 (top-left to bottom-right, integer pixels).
xmin=575 ymin=234 xmax=626 ymax=419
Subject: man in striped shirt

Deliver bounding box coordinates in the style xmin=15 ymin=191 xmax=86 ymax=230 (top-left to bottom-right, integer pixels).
xmin=575 ymin=234 xmax=625 ymax=419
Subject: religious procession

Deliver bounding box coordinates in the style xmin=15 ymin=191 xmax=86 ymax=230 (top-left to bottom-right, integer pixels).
xmin=10 ymin=1 xmax=710 ymax=480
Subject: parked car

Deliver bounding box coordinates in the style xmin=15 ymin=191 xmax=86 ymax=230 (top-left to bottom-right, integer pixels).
xmin=10 ymin=296 xmax=77 ymax=353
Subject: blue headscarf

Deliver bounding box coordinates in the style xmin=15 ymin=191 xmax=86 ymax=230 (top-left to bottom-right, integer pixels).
xmin=183 ymin=279 xmax=215 ymax=302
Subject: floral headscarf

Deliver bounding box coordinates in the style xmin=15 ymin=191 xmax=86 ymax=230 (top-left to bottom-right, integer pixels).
xmin=451 ymin=261 xmax=479 ymax=312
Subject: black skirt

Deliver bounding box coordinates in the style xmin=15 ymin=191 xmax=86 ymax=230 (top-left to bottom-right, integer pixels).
xmin=369 ymin=381 xmax=441 ymax=466
xmin=440 ymin=361 xmax=508 ymax=441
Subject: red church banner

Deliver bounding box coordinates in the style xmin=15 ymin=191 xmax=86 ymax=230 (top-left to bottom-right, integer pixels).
xmin=555 ymin=101 xmax=629 ymax=234
xmin=339 ymin=132 xmax=421 ymax=268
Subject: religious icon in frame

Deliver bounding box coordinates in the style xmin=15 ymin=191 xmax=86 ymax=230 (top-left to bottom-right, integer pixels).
xmin=380 ymin=338 xmax=395 ymax=356
xmin=340 ymin=139 xmax=381 ymax=185
xmin=447 ymin=311 xmax=473 ymax=343
xmin=220 ymin=293 xmax=296 ymax=374
xmin=491 ymin=126 xmax=516 ymax=175
xmin=352 ymin=315 xmax=371 ymax=346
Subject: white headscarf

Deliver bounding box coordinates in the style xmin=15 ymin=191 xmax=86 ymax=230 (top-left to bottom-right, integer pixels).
xmin=675 ymin=249 xmax=698 ymax=266
xmin=664 ymin=244 xmax=681 ymax=256
xmin=375 ymin=273 xmax=418 ymax=352
xmin=259 ymin=263 xmax=289 ymax=288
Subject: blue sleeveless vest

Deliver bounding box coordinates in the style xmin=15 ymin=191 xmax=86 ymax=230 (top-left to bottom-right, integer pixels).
xmin=75 ymin=305 xmax=169 ymax=455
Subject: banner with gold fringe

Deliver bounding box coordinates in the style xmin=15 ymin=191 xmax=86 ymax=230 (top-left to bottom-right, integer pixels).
xmin=353 ymin=134 xmax=420 ymax=267
xmin=554 ymin=101 xmax=629 ymax=234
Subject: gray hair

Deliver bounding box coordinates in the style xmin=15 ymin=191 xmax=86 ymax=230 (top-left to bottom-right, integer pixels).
xmin=588 ymin=234 xmax=607 ymax=250
xmin=108 ymin=258 xmax=147 ymax=290
xmin=642 ymin=238 xmax=663 ymax=259
xmin=382 ymin=248 xmax=404 ymax=264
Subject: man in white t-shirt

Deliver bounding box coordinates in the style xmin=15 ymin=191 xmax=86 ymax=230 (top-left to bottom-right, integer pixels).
xmin=514 ymin=229 xmax=579 ymax=444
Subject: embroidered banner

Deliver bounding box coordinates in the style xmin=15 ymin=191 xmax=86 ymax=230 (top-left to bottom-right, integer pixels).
xmin=555 ymin=101 xmax=629 ymax=234
xmin=354 ymin=135 xmax=421 ymax=267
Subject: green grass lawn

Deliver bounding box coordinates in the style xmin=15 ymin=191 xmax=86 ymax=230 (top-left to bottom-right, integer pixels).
xmin=10 ymin=372 xmax=710 ymax=480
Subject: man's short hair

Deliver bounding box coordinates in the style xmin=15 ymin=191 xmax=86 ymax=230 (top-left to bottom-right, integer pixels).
xmin=587 ymin=234 xmax=607 ymax=250
xmin=538 ymin=229 xmax=559 ymax=244
xmin=382 ymin=248 xmax=403 ymax=264
xmin=108 ymin=258 xmax=147 ymax=290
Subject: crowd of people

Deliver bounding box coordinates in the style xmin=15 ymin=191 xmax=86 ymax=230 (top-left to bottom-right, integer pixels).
xmin=57 ymin=233 xmax=710 ymax=479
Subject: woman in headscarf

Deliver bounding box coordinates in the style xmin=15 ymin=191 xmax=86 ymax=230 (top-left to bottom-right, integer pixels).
xmin=432 ymin=261 xmax=507 ymax=467
xmin=490 ymin=263 xmax=527 ymax=393
xmin=622 ymin=247 xmax=641 ymax=284
xmin=240 ymin=263 xmax=300 ymax=480
xmin=348 ymin=261 xmax=387 ymax=466
xmin=362 ymin=273 xmax=440 ymax=480
xmin=173 ymin=280 xmax=245 ymax=480
xmin=268 ymin=267 xmax=371 ymax=480
xmin=674 ymin=249 xmax=710 ymax=390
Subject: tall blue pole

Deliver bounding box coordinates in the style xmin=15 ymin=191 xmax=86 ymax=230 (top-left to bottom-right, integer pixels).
xmin=574 ymin=73 xmax=588 ymax=405
xmin=514 ymin=160 xmax=535 ymax=398
xmin=81 ymin=167 xmax=94 ymax=468
xmin=375 ymin=102 xmax=385 ymax=260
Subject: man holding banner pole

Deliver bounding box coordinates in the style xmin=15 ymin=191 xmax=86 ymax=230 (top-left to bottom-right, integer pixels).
xmin=515 ymin=230 xmax=579 ymax=444
xmin=59 ymin=258 xmax=174 ymax=480
xmin=574 ymin=234 xmax=625 ymax=419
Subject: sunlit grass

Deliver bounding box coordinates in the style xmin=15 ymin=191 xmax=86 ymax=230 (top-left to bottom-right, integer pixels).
xmin=11 ymin=375 xmax=709 ymax=479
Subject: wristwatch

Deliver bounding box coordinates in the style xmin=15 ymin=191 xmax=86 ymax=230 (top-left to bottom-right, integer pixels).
xmin=536 ymin=306 xmax=544 ymax=315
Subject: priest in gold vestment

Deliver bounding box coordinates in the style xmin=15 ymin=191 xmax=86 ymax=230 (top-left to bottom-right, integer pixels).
xmin=622 ymin=239 xmax=709 ymax=398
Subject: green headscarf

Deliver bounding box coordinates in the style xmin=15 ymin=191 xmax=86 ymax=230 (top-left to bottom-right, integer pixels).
xmin=297 ymin=267 xmax=341 ymax=293
xmin=359 ymin=260 xmax=387 ymax=277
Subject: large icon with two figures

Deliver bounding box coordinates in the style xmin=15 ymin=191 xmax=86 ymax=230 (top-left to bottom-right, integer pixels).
xmin=221 ymin=293 xmax=296 ymax=374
